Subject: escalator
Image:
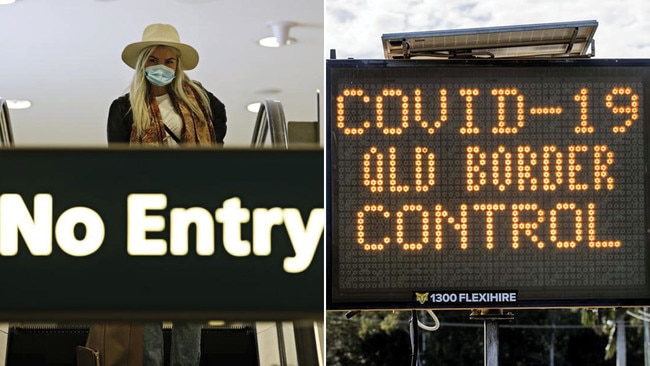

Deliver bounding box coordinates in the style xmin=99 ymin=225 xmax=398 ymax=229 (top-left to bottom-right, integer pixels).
xmin=251 ymin=99 xmax=320 ymax=148
xmin=251 ymin=99 xmax=324 ymax=366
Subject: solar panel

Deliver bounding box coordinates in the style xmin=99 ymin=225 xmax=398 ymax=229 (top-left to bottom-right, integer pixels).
xmin=382 ymin=20 xmax=598 ymax=60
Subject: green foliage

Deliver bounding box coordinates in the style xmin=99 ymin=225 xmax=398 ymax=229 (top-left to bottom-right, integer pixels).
xmin=579 ymin=308 xmax=617 ymax=336
xmin=357 ymin=311 xmax=404 ymax=338
xmin=579 ymin=308 xmax=621 ymax=360
xmin=578 ymin=308 xmax=647 ymax=363
xmin=326 ymin=311 xmax=413 ymax=366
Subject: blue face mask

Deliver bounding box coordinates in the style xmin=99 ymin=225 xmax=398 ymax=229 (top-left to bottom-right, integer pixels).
xmin=145 ymin=64 xmax=176 ymax=87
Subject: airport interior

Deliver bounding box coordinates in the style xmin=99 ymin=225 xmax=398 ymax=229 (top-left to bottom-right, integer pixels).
xmin=0 ymin=0 xmax=324 ymax=365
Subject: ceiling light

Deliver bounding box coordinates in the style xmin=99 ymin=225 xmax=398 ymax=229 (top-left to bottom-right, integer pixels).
xmin=259 ymin=21 xmax=297 ymax=48
xmin=258 ymin=36 xmax=296 ymax=48
xmin=0 ymin=0 xmax=15 ymax=4
xmin=6 ymin=99 xmax=32 ymax=109
xmin=247 ymin=102 xmax=261 ymax=113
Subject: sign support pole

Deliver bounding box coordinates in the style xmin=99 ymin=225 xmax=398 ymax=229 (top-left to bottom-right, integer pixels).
xmin=484 ymin=319 xmax=499 ymax=366
xmin=470 ymin=309 xmax=514 ymax=366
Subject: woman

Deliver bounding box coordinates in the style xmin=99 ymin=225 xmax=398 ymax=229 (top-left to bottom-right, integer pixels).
xmin=88 ymin=23 xmax=226 ymax=366
xmin=107 ymin=23 xmax=227 ymax=145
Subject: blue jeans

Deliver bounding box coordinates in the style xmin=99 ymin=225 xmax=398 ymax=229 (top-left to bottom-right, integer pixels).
xmin=143 ymin=322 xmax=202 ymax=366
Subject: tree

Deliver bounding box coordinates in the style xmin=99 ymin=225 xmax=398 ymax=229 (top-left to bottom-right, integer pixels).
xmin=580 ymin=308 xmax=646 ymax=364
xmin=326 ymin=311 xmax=413 ymax=366
xmin=327 ymin=309 xmax=645 ymax=365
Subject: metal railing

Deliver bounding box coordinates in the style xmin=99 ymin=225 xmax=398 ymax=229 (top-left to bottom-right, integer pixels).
xmin=0 ymin=99 xmax=14 ymax=147
xmin=250 ymin=99 xmax=288 ymax=148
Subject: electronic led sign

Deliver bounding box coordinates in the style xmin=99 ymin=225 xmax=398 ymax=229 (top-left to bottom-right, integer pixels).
xmin=327 ymin=59 xmax=650 ymax=309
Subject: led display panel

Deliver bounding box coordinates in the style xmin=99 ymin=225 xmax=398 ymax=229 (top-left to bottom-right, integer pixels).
xmin=327 ymin=59 xmax=650 ymax=310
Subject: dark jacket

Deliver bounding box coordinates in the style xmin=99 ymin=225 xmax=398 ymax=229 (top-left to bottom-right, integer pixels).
xmin=106 ymin=87 xmax=227 ymax=144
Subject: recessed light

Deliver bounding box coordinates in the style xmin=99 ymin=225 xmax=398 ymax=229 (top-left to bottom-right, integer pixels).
xmin=6 ymin=99 xmax=32 ymax=109
xmin=247 ymin=102 xmax=261 ymax=113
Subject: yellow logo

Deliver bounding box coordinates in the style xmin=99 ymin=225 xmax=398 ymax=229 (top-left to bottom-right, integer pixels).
xmin=415 ymin=292 xmax=429 ymax=305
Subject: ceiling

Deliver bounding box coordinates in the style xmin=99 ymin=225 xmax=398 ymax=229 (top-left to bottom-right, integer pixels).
xmin=0 ymin=0 xmax=324 ymax=147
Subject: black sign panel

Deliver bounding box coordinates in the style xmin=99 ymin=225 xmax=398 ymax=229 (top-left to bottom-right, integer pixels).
xmin=327 ymin=59 xmax=650 ymax=309
xmin=0 ymin=148 xmax=323 ymax=320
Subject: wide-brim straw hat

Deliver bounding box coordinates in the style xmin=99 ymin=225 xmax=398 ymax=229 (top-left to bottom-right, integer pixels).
xmin=122 ymin=23 xmax=199 ymax=70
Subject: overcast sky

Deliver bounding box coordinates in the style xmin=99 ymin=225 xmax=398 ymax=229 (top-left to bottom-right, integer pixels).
xmin=325 ymin=0 xmax=650 ymax=59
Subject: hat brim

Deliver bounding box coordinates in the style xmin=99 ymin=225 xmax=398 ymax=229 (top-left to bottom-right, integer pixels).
xmin=122 ymin=41 xmax=199 ymax=70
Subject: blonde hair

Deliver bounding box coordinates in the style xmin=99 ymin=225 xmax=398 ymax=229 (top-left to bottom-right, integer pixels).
xmin=129 ymin=45 xmax=213 ymax=136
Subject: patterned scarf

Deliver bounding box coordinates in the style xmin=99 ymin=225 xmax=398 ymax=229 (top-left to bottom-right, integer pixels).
xmin=129 ymin=82 xmax=216 ymax=145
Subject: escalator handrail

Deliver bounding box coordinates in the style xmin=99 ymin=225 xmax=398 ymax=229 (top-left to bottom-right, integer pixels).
xmin=0 ymin=99 xmax=14 ymax=147
xmin=250 ymin=99 xmax=288 ymax=148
